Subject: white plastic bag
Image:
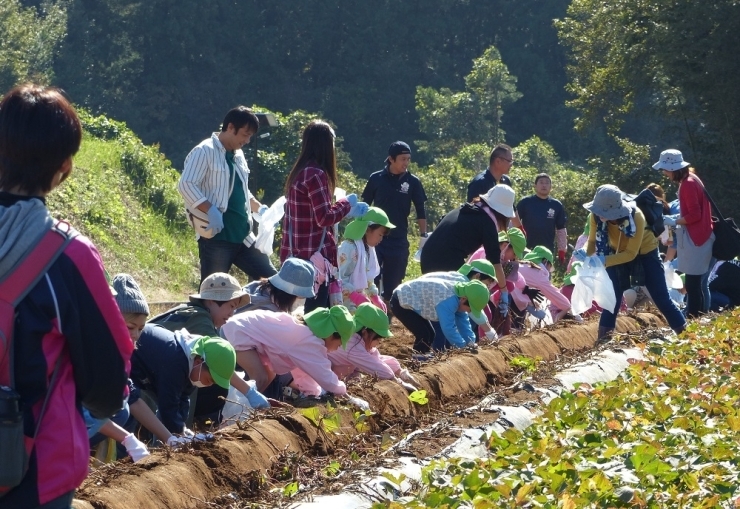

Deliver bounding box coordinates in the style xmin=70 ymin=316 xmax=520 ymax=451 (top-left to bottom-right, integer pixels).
xmin=664 ymin=263 xmax=683 ymax=289
xmin=571 ymin=257 xmax=617 ymax=314
xmin=253 ymin=196 xmax=287 ymax=255
xmin=221 ymin=385 xmax=254 ymax=427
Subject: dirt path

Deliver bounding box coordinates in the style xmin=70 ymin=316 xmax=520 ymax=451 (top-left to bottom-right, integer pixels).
xmin=73 ymin=312 xmax=665 ymax=509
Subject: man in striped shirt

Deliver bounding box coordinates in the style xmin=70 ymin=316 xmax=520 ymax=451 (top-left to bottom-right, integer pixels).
xmin=179 ymin=106 xmax=277 ymax=282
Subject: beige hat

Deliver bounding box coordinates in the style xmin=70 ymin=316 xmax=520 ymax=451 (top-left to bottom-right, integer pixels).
xmin=190 ymin=273 xmax=250 ymax=306
xmin=480 ymin=184 xmax=516 ymax=218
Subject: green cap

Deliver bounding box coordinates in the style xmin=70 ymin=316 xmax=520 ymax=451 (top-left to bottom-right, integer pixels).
xmin=497 ymin=227 xmax=526 ymax=259
xmin=343 ymin=207 xmax=395 ymax=241
xmin=454 ymin=280 xmax=490 ymax=321
xmin=458 ymin=259 xmax=496 ymax=279
xmin=522 ymin=245 xmax=554 ymax=265
xmin=191 ymin=336 xmax=237 ymax=389
xmin=563 ymin=262 xmax=582 ymax=286
xmin=304 ymin=305 xmax=356 ymax=348
xmin=354 ymin=302 xmax=392 ymax=338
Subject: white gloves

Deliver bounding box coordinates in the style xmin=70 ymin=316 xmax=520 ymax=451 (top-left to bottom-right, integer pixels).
xmin=182 ymin=427 xmax=195 ymax=438
xmin=484 ymin=329 xmax=499 ymax=342
xmin=399 ymin=380 xmax=418 ymax=392
xmin=398 ymin=368 xmax=418 ymax=385
xmin=122 ymin=433 xmax=150 ymax=463
xmin=346 ymin=396 xmax=370 ymax=411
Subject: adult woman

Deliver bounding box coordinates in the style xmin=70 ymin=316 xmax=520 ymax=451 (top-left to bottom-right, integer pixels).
xmin=280 ymin=120 xmax=368 ymax=311
xmin=420 ymin=184 xmax=517 ymax=321
xmin=575 ymin=184 xmax=686 ymax=341
xmin=653 ymin=149 xmax=714 ymax=318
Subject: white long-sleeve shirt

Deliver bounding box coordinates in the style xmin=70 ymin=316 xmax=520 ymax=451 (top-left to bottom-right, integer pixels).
xmin=221 ymin=309 xmax=347 ymax=395
xmin=178 ymin=132 xmax=254 ymax=241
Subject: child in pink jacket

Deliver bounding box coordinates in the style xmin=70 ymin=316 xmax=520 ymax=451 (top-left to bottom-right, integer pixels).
xmin=328 ymin=303 xmax=419 ymax=392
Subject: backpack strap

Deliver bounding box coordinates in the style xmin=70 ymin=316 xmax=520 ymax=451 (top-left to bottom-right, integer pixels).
xmin=0 ymin=220 xmax=77 ymax=388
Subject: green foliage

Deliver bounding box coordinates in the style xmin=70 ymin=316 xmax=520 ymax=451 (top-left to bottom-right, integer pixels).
xmin=407 ymin=390 xmax=428 ymax=406
xmin=392 ymin=310 xmax=740 ymax=506
xmin=416 ymin=45 xmax=521 ymax=160
xmin=0 ymin=0 xmax=66 ymax=91
xmin=508 ymin=355 xmax=541 ymax=374
xmin=299 ymin=406 xmax=341 ymax=434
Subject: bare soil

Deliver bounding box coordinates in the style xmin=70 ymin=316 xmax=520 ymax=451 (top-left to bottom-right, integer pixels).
xmin=73 ymin=312 xmax=666 ymax=509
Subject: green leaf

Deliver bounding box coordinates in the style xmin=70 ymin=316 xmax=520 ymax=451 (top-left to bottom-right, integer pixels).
xmin=408 ymin=389 xmax=429 ymax=405
xmin=282 ymin=482 xmax=299 ymax=497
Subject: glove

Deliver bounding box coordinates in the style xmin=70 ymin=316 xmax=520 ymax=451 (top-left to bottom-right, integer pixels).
xmin=206 ymin=206 xmax=224 ymax=235
xmin=348 ymin=201 xmax=369 ymax=218
xmin=399 ymin=381 xmax=418 ymax=393
xmin=586 ymin=254 xmax=605 ymax=268
xmin=558 ymin=250 xmax=566 ymax=265
xmin=193 ymin=432 xmax=215 ymax=442
xmin=526 ymin=304 xmax=547 ymax=321
xmin=523 ymin=286 xmax=545 ymax=305
xmin=484 ymin=329 xmax=499 ymax=342
xmin=398 ymin=368 xmax=418 ymax=385
xmin=166 ymin=435 xmax=191 ymax=447
xmin=346 ymin=396 xmax=370 ymax=411
xmin=663 ymin=216 xmax=677 ymax=227
xmin=257 ymin=204 xmax=268 ymax=216
xmin=346 ymin=193 xmax=358 ymax=207
xmin=418 ymin=234 xmax=429 ymax=250
xmin=667 ymin=258 xmax=678 ymax=271
xmin=122 ymin=433 xmax=150 ymax=463
xmin=367 ymin=284 xmax=379 ymax=297
xmin=182 ymin=427 xmax=195 ymax=438
xmin=498 ymin=290 xmax=509 ymax=317
xmin=572 ymin=248 xmax=587 ymax=262
xmin=245 ymin=381 xmax=270 ymax=409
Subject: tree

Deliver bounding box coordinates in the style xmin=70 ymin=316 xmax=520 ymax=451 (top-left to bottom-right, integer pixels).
xmin=0 ymin=0 xmax=66 ymax=92
xmin=415 ymin=45 xmax=521 ymax=160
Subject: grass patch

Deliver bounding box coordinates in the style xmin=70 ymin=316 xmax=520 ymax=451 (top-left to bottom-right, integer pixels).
xmin=383 ymin=311 xmax=740 ymax=507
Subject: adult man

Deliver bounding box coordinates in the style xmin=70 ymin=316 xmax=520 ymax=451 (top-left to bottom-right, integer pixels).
xmin=516 ymin=173 xmax=568 ymax=263
xmin=179 ymin=106 xmax=277 ymax=282
xmin=466 ymin=144 xmax=514 ymax=202
xmin=362 ymin=141 xmax=427 ymax=307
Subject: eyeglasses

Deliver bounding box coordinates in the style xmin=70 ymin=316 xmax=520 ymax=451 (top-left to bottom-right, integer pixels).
xmin=498 ymin=156 xmax=513 ymax=163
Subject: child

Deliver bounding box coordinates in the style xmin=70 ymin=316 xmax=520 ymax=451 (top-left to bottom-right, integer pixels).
xmin=518 ymin=246 xmax=573 ymax=322
xmin=328 ymin=303 xmax=419 ymax=392
xmin=221 ymin=306 xmax=370 ymax=410
xmin=237 ymin=257 xmax=316 ymax=313
xmin=149 ymin=272 xmax=255 ymax=422
xmin=130 ymin=328 xmax=239 ymax=434
xmin=337 ymin=207 xmax=395 ymax=312
xmin=390 ymin=277 xmax=490 ymax=354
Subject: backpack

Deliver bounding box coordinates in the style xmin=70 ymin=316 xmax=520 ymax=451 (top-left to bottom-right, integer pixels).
xmin=626 ymin=188 xmax=665 ymax=237
xmin=0 ymin=220 xmax=76 ymax=497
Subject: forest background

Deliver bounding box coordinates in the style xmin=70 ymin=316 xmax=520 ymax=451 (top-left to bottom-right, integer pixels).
xmin=4 ymin=0 xmax=740 ymax=294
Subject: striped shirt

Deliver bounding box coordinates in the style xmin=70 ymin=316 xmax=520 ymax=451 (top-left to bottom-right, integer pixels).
xmin=178 ymin=132 xmax=254 ymax=241
xmin=279 ymin=165 xmax=351 ymax=265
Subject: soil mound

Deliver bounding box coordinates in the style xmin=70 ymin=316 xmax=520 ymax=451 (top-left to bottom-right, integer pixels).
xmin=73 ymin=314 xmax=665 ymax=509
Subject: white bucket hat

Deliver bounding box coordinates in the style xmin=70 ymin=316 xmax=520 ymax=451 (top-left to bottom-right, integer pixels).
xmin=480 ymin=184 xmax=516 ymax=218
xmin=652 ymin=149 xmax=690 ymax=171
xmin=583 ymin=184 xmax=630 ymax=220
xmin=191 ymin=273 xmax=250 ymax=306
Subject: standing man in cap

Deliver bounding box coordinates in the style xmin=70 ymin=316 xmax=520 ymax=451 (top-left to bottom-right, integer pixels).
xmin=362 ymin=141 xmax=428 ymax=311
xmin=516 ymin=173 xmax=568 ymax=264
xmin=179 ymin=106 xmax=277 ymax=283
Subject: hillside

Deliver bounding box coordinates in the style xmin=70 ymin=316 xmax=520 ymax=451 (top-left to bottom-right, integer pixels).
xmin=46 ymin=112 xmax=201 ymax=303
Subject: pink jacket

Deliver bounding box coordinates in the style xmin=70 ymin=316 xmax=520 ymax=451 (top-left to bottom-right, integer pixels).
xmin=221 ymin=310 xmax=347 ymax=395
xmin=518 ymin=262 xmax=571 ymax=311
xmin=328 ymin=333 xmax=401 ymax=380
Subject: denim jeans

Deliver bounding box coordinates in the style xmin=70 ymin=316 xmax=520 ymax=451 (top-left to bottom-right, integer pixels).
xmin=700 ymin=256 xmax=715 ymax=313
xmin=198 ymin=237 xmax=276 ymax=282
xmin=600 ymin=248 xmax=686 ymax=333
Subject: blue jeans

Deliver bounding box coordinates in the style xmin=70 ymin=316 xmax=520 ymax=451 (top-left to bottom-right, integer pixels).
xmin=198 ymin=237 xmax=276 ymax=282
xmin=600 ymin=249 xmax=686 ymax=333
xmin=711 ymin=291 xmax=731 ymax=312
xmin=700 ymin=256 xmax=715 ymax=313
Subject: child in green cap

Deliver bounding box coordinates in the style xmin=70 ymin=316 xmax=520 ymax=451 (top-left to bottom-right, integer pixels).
xmin=221 ymin=306 xmax=371 ymax=410
xmin=328 ymin=303 xmax=419 ymax=392
xmin=337 ymin=207 xmax=395 ymax=312
xmin=390 ymin=277 xmax=490 ymax=354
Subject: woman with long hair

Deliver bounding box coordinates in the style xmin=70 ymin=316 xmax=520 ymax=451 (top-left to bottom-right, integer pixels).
xmin=653 ymin=149 xmax=714 ymax=318
xmin=280 ymin=120 xmax=368 ymax=311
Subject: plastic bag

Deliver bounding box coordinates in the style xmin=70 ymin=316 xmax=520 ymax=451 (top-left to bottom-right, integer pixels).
xmin=664 ymin=263 xmax=683 ymax=289
xmin=571 ymin=257 xmax=617 ymax=314
xmin=253 ymin=196 xmax=287 ymax=255
xmin=221 ymin=385 xmax=254 ymax=427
